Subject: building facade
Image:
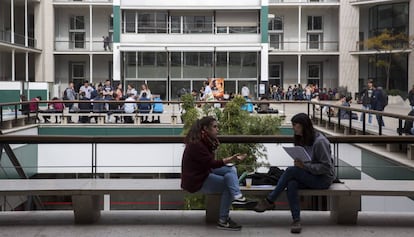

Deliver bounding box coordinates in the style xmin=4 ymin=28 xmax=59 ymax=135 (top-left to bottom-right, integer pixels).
xmin=0 ymin=0 xmax=413 ymax=102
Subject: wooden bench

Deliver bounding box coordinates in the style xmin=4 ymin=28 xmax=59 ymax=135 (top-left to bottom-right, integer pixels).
xmin=0 ymin=179 xmax=412 ymax=225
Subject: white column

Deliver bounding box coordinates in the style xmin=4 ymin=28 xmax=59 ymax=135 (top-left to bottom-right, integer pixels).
xmin=11 ymin=0 xmax=14 ymax=43
xmin=90 ymin=54 xmax=93 ymax=83
xmin=298 ymin=54 xmax=301 ymax=84
xmin=261 ymin=44 xmax=269 ymax=82
xmin=26 ymin=52 xmax=29 ymax=82
xmin=408 ymin=0 xmax=414 ymax=88
xmin=298 ymin=6 xmax=301 ymax=52
xmin=113 ymin=44 xmax=121 ymax=81
xmin=339 ymin=0 xmax=359 ymax=94
xmin=25 ymin=0 xmax=28 ymax=46
xmin=12 ymin=49 xmax=15 ymax=81
xmin=89 ymin=5 xmax=93 ymax=51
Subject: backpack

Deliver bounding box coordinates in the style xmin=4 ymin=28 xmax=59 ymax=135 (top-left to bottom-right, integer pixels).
xmin=63 ymin=88 xmax=69 ymax=100
xmin=381 ymin=89 xmax=388 ymax=107
xmin=153 ymin=97 xmax=164 ymax=113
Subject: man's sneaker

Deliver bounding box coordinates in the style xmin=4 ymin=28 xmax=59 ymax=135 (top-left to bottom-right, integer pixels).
xmin=253 ymin=199 xmax=275 ymax=213
xmin=290 ymin=220 xmax=302 ymax=234
xmin=216 ymin=218 xmax=242 ymax=231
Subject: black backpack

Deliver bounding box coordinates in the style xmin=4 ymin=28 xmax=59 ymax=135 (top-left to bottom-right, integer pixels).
xmin=244 ymin=166 xmax=284 ymax=186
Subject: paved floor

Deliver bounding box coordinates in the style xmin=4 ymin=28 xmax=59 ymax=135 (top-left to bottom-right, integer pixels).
xmin=0 ymin=210 xmax=413 ymax=237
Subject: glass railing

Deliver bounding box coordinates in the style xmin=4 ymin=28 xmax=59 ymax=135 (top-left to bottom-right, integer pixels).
xmin=0 ymin=30 xmax=37 ymax=48
xmin=270 ymin=0 xmax=339 ymax=3
xmin=269 ymin=40 xmax=339 ymax=52
xmin=54 ymin=40 xmax=113 ymax=52
xmin=123 ymin=22 xmax=260 ymax=35
xmin=53 ymin=0 xmax=112 ymax=3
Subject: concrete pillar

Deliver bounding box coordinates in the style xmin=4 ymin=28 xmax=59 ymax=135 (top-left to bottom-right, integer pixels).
xmin=330 ymin=195 xmax=360 ymax=224
xmin=339 ymin=0 xmax=359 ymax=95
xmin=261 ymin=43 xmax=269 ymax=82
xmin=408 ymin=0 xmax=414 ymax=89
xmin=34 ymin=0 xmax=54 ymax=83
xmin=72 ymin=195 xmax=102 ymax=224
xmin=205 ymin=194 xmax=220 ymax=223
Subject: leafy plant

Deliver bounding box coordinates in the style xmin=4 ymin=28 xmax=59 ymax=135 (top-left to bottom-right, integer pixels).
xmin=181 ymin=95 xmax=281 ymax=209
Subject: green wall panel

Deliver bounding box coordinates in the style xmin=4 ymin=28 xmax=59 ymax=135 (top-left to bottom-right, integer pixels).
xmin=113 ymin=6 xmax=120 ymax=43
xmin=0 ymin=90 xmax=20 ymax=109
xmin=261 ymin=6 xmax=269 ymax=43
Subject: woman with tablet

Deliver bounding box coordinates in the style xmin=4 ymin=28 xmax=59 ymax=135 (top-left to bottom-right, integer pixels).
xmin=254 ymin=113 xmax=335 ymax=234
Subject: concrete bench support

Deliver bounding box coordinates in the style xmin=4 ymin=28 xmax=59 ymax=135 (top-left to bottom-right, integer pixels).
xmin=407 ymin=144 xmax=414 ymax=160
xmin=205 ymin=194 xmax=220 ymax=223
xmin=72 ymin=195 xmax=102 ymax=224
xmin=330 ymin=195 xmax=360 ymax=225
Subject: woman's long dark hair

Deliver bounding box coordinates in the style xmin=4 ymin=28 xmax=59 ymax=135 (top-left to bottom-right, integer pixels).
xmin=291 ymin=113 xmax=316 ymax=146
xmin=184 ymin=116 xmax=217 ymax=144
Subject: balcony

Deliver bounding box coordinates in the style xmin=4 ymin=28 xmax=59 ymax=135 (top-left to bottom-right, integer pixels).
xmin=54 ymin=40 xmax=113 ymax=52
xmin=268 ymin=40 xmax=339 ymax=53
xmin=53 ymin=0 xmax=112 ymax=3
xmin=269 ymin=0 xmax=339 ymax=4
xmin=0 ymin=30 xmax=37 ymax=48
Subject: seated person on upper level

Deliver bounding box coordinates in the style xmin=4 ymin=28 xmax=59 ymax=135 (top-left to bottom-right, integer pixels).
xmin=138 ymin=92 xmax=152 ymax=123
xmin=123 ymin=93 xmax=137 ymax=124
xmin=41 ymin=97 xmax=65 ymax=123
xmin=78 ymin=91 xmax=92 ymax=123
xmin=256 ymin=96 xmax=278 ymax=114
xmin=91 ymin=90 xmax=106 ymax=123
xmin=339 ymin=96 xmax=358 ymax=120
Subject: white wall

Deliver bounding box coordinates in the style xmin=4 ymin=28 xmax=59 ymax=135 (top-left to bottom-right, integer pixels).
xmin=121 ymin=34 xmax=261 ymax=45
xmin=37 ymin=144 xmax=185 ymax=173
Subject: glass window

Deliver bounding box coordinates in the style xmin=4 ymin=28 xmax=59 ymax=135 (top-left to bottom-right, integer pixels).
xmin=308 ymin=63 xmax=322 ymax=87
xmin=70 ymin=16 xmax=85 ymax=30
xmin=138 ymin=52 xmax=167 ymax=78
xmin=171 ymin=81 xmax=191 ymax=100
xmin=307 ymin=16 xmax=322 ymax=31
xmin=126 ymin=52 xmax=137 ymax=78
xmin=308 ymin=64 xmax=321 ymax=78
xmin=308 ymin=33 xmax=322 ymax=50
xmin=268 ymin=16 xmax=283 ymax=31
xmin=184 ymin=16 xmax=213 ymax=34
xmin=170 ymin=52 xmax=182 ymax=78
xmin=216 ymin=52 xmax=227 ymax=78
xmin=170 ymin=16 xmax=181 ymax=33
xmin=124 ymin=11 xmax=136 ymax=33
xmin=183 ymin=52 xmax=213 ymax=78
xmin=137 ymin=12 xmax=167 ymax=33
xmin=229 ymin=52 xmax=257 ymax=78
xmin=269 ymin=64 xmax=281 ymax=78
xmin=269 ymin=33 xmax=283 ymax=49
xmin=147 ymin=80 xmax=167 ymax=100
xmin=377 ymin=5 xmax=393 ymax=30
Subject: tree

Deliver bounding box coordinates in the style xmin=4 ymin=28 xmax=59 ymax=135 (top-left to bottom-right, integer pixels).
xmin=364 ymin=30 xmax=410 ymax=90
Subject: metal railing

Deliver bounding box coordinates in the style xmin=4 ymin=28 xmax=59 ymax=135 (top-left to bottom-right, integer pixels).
xmin=270 ymin=0 xmax=339 ymax=3
xmin=268 ymin=40 xmax=339 ymax=52
xmin=54 ymin=40 xmax=113 ymax=52
xmin=307 ymin=101 xmax=414 ymax=136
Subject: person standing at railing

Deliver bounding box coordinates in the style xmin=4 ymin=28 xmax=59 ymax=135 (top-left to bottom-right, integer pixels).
xmin=359 ymin=79 xmax=374 ymax=124
xmin=371 ymin=86 xmax=387 ymax=127
xmin=254 ymin=113 xmax=335 ymax=234
xmin=408 ymin=85 xmax=414 ymax=111
xmin=181 ymin=116 xmax=255 ymax=231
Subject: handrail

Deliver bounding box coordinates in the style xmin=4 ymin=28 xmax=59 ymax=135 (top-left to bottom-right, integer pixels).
xmin=307 ymin=101 xmax=413 ymax=135
xmin=0 ymin=135 xmax=412 ymax=144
